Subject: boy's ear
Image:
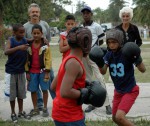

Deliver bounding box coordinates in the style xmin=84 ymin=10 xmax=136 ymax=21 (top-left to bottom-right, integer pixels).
xmin=75 ymin=22 xmax=77 ymax=26
xmin=64 ymin=22 xmax=67 ymax=27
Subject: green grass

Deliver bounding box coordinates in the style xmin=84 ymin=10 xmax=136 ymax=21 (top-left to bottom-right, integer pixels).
xmin=0 ymin=119 xmax=150 ymax=126
xmin=100 ymin=44 xmax=150 ymax=83
xmin=129 ymin=44 xmax=150 ymax=83
xmin=0 ymin=44 xmax=150 ymax=82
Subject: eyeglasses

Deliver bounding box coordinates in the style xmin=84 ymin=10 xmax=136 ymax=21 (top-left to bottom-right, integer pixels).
xmin=125 ymin=32 xmax=129 ymax=40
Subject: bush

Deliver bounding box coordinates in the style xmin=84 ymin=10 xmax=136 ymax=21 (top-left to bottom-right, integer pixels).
xmin=0 ymin=26 xmax=12 ymax=50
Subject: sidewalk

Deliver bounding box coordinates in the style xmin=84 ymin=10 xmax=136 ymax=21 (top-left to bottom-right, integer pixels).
xmin=0 ymin=81 xmax=150 ymax=121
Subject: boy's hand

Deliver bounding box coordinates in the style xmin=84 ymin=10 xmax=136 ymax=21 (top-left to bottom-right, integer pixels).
xmin=44 ymin=72 xmax=50 ymax=82
xmin=43 ymin=38 xmax=50 ymax=46
xmin=18 ymin=44 xmax=29 ymax=50
xmin=26 ymin=73 xmax=30 ymax=81
xmin=78 ymin=88 xmax=90 ymax=105
xmin=27 ymin=38 xmax=33 ymax=43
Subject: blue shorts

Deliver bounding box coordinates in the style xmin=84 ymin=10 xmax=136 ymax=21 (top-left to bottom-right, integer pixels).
xmin=54 ymin=118 xmax=86 ymax=126
xmin=28 ymin=73 xmax=49 ymax=92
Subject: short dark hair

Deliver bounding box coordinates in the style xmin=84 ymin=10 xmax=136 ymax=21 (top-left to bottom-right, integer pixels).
xmin=32 ymin=24 xmax=42 ymax=33
xmin=12 ymin=24 xmax=24 ymax=32
xmin=65 ymin=15 xmax=75 ymax=21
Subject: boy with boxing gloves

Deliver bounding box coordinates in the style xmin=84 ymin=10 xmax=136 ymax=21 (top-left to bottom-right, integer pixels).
xmin=89 ymin=28 xmax=146 ymax=126
xmin=51 ymin=27 xmax=106 ymax=126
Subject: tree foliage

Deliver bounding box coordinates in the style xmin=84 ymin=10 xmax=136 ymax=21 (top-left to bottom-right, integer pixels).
xmin=0 ymin=0 xmax=71 ymax=25
xmin=0 ymin=0 xmax=71 ymax=49
xmin=73 ymin=0 xmax=126 ymax=25
xmin=132 ymin=0 xmax=150 ymax=26
xmin=1 ymin=0 xmax=150 ymax=29
xmin=107 ymin=0 xmax=126 ymax=25
xmin=74 ymin=0 xmax=86 ymax=24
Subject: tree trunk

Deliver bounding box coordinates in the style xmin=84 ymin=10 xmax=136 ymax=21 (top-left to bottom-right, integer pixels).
xmin=0 ymin=9 xmax=3 ymax=26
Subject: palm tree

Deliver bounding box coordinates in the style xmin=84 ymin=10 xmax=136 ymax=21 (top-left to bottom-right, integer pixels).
xmin=133 ymin=0 xmax=150 ymax=26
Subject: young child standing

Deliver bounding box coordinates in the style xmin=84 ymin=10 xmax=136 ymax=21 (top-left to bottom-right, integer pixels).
xmin=51 ymin=27 xmax=92 ymax=126
xmin=25 ymin=24 xmax=52 ymax=117
xmin=89 ymin=28 xmax=146 ymax=126
xmin=59 ymin=15 xmax=76 ymax=60
xmin=4 ymin=24 xmax=29 ymax=122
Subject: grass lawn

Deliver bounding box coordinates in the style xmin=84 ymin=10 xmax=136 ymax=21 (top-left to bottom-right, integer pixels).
xmin=0 ymin=44 xmax=150 ymax=82
xmin=100 ymin=44 xmax=150 ymax=83
xmin=0 ymin=119 xmax=150 ymax=126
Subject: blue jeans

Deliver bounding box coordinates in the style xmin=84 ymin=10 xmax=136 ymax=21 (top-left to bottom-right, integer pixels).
xmin=37 ymin=68 xmax=56 ymax=108
xmin=54 ymin=118 xmax=86 ymax=126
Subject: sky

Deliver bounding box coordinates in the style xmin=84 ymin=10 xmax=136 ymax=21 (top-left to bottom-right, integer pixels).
xmin=65 ymin=0 xmax=133 ymax=13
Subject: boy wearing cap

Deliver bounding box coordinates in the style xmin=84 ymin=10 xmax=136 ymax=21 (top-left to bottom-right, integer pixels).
xmin=81 ymin=5 xmax=112 ymax=114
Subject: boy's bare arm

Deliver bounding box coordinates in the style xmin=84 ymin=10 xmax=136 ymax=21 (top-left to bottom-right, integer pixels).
xmin=26 ymin=38 xmax=33 ymax=43
xmin=60 ymin=59 xmax=81 ymax=99
xmin=4 ymin=39 xmax=29 ymax=55
xmin=59 ymin=37 xmax=70 ymax=53
xmin=137 ymin=62 xmax=146 ymax=73
xmin=51 ymin=75 xmax=58 ymax=91
xmin=99 ymin=64 xmax=108 ymax=75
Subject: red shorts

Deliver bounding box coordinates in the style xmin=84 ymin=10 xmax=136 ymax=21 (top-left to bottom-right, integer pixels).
xmin=112 ymin=85 xmax=139 ymax=115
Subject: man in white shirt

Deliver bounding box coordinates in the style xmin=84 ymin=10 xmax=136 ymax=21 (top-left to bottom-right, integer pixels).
xmin=81 ymin=5 xmax=112 ymax=115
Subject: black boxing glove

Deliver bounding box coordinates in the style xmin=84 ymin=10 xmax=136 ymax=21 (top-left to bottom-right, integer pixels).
xmin=78 ymin=88 xmax=90 ymax=105
xmin=87 ymin=81 xmax=106 ymax=107
xmin=122 ymin=42 xmax=142 ymax=66
xmin=89 ymin=46 xmax=105 ymax=68
xmin=101 ymin=47 xmax=108 ymax=56
xmin=134 ymin=55 xmax=143 ymax=66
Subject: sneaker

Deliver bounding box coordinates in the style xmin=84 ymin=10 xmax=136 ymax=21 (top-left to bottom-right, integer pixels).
xmin=18 ymin=111 xmax=31 ymax=120
xmin=106 ymin=105 xmax=112 ymax=115
xmin=42 ymin=108 xmax=49 ymax=117
xmin=85 ymin=105 xmax=95 ymax=113
xmin=28 ymin=109 xmax=40 ymax=117
xmin=11 ymin=113 xmax=18 ymax=123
